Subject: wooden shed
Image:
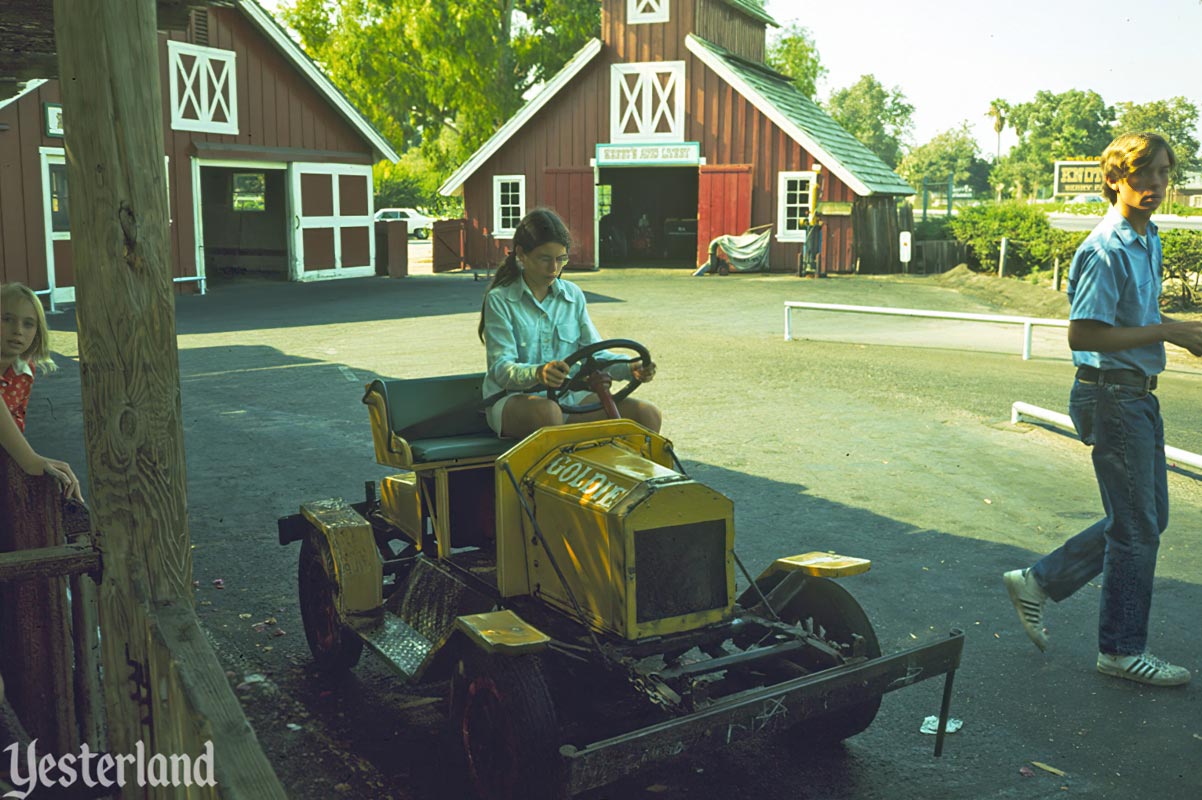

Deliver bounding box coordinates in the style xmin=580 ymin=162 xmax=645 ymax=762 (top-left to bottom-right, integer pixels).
xmin=0 ymin=0 xmax=399 ymax=307
xmin=439 ymin=0 xmax=914 ymax=275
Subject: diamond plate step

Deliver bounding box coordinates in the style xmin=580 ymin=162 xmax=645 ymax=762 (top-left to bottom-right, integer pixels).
xmin=352 ymin=614 xmax=433 ymax=679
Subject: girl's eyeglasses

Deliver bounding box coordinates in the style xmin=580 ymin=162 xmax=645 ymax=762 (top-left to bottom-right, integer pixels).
xmin=534 ymin=254 xmax=571 ymax=268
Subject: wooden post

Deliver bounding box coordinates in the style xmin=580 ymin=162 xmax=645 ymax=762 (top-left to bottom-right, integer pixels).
xmin=53 ymin=1 xmax=285 ymax=795
xmin=1054 ymin=257 xmax=1062 ymax=292
xmin=998 ymin=237 xmax=1008 ymax=278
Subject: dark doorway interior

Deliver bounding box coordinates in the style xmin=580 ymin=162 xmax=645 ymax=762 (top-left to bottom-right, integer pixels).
xmin=200 ymin=166 xmax=288 ymax=283
xmin=598 ymin=166 xmax=698 ymax=268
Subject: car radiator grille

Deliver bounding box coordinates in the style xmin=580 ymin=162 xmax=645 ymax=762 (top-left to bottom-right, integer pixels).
xmin=635 ymin=519 xmax=727 ymax=623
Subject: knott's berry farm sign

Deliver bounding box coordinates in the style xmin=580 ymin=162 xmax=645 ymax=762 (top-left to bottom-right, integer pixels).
xmin=1054 ymin=160 xmax=1104 ymax=196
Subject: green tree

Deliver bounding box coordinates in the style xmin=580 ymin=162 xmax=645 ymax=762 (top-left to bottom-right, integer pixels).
xmin=278 ymin=0 xmax=600 ymax=176
xmin=985 ymin=98 xmax=1009 ymax=162
xmin=898 ymin=123 xmax=991 ymax=197
xmin=825 ymin=74 xmax=913 ymax=168
xmin=1114 ymin=97 xmax=1202 ymax=178
xmin=766 ymin=22 xmax=826 ymax=98
xmin=997 ymin=89 xmax=1114 ymax=197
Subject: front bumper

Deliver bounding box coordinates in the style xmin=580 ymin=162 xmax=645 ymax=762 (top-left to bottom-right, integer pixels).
xmin=561 ymin=629 xmax=965 ymax=795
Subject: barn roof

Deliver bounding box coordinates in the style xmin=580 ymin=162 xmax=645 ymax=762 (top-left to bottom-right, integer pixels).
xmin=686 ymin=35 xmax=914 ymax=197
xmin=239 ymin=0 xmax=398 ymax=162
xmin=438 ymin=37 xmax=604 ymax=197
xmin=718 ymin=0 xmax=779 ymax=27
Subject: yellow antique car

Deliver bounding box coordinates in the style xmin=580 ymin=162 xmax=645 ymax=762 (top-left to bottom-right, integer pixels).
xmin=278 ymin=339 xmax=964 ymax=800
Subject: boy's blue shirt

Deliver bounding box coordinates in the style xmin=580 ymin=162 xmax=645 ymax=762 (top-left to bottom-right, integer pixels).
xmin=1067 ymin=206 xmax=1164 ymax=375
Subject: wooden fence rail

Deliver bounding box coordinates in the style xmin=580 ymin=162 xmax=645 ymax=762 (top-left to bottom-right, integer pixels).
xmin=909 ymin=240 xmax=968 ymax=274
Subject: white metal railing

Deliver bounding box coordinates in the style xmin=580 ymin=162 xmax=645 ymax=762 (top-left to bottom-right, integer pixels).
xmin=1011 ymin=401 xmax=1202 ymax=472
xmin=783 ymin=301 xmax=1069 ymax=360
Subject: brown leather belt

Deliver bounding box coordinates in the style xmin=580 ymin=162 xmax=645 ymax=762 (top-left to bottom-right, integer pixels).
xmin=1076 ymin=365 xmax=1157 ymax=391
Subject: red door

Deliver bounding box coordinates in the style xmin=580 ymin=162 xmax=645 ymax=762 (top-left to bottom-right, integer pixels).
xmin=696 ymin=164 xmax=752 ymax=267
xmin=544 ymin=169 xmax=594 ymax=270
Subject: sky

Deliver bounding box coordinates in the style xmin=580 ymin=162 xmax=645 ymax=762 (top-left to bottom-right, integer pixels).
xmin=762 ymin=0 xmax=1202 ymax=160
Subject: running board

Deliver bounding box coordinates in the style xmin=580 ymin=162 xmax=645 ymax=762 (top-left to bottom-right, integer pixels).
xmin=351 ymin=615 xmax=432 ymax=679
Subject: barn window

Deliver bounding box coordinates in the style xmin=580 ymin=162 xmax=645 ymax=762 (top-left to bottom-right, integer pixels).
xmin=48 ymin=163 xmax=70 ymax=233
xmin=493 ymin=175 xmax=526 ymax=238
xmin=168 ymin=41 xmax=238 ymax=135
xmin=628 ymin=0 xmax=669 ymax=24
xmin=776 ymin=171 xmax=817 ymax=241
xmin=232 ymin=173 xmax=266 ymax=212
xmin=611 ymin=62 xmax=686 ymax=143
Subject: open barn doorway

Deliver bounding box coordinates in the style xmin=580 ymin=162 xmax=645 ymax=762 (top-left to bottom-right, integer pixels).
xmin=597 ymin=166 xmax=698 ymax=268
xmin=198 ymin=164 xmax=289 ymax=284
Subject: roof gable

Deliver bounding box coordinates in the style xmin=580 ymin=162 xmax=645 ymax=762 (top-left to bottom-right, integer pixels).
xmin=686 ymin=34 xmax=914 ymax=196
xmin=438 ymin=38 xmax=604 ymax=197
xmin=238 ymin=0 xmax=399 ymax=162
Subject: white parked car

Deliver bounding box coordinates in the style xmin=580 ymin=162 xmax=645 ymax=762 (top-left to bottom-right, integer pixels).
xmin=373 ymin=207 xmax=434 ymax=238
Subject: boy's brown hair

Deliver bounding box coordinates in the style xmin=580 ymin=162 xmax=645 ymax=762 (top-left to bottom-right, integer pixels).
xmin=0 ymin=283 xmax=57 ymax=373
xmin=1100 ymin=132 xmax=1177 ymax=204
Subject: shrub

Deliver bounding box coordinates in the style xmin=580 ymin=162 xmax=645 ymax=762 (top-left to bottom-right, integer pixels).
xmin=912 ymin=216 xmax=953 ymax=241
xmin=1161 ymin=229 xmax=1202 ymax=309
xmin=947 ymin=202 xmax=1058 ymax=276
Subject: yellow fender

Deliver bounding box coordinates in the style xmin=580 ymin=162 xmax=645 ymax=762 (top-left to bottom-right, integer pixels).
xmin=455 ymin=609 xmax=550 ymax=656
xmin=758 ymin=551 xmax=871 ymax=582
xmin=300 ymin=498 xmax=383 ymax=619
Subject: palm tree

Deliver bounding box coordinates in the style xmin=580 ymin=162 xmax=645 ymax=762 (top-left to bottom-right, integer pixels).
xmin=986 ymin=98 xmax=1009 ymax=162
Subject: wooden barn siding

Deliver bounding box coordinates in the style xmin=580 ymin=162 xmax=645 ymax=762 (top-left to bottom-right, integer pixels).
xmin=0 ymin=82 xmax=62 ymax=290
xmin=693 ymin=1 xmax=765 ymax=62
xmin=602 ymin=0 xmax=690 ymax=62
xmin=600 ymin=0 xmax=764 ymax=64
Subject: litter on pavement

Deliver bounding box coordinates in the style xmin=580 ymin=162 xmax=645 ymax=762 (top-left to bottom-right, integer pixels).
xmin=919 ymin=715 xmax=963 ymax=735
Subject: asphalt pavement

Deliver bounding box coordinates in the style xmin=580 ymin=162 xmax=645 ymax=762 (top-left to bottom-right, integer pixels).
xmin=28 ymin=263 xmax=1202 ymax=800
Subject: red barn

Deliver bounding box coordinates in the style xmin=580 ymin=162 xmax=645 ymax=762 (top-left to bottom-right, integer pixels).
xmin=439 ymin=0 xmax=914 ymax=275
xmin=0 ymin=0 xmax=398 ymax=308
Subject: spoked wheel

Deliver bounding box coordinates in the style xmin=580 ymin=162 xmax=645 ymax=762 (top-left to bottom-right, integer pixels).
xmin=778 ymin=576 xmax=882 ymax=744
xmin=297 ymin=531 xmax=364 ymax=673
xmin=449 ymin=651 xmax=564 ymax=800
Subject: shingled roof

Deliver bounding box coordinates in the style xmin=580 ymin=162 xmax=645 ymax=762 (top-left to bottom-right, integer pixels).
xmin=686 ymin=34 xmax=914 ymax=196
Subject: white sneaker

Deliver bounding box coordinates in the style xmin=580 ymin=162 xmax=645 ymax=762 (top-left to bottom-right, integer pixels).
xmin=1003 ymin=568 xmax=1048 ymax=652
xmin=1097 ymin=652 xmax=1191 ymax=687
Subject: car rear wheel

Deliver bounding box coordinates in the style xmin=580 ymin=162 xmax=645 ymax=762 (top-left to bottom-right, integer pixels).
xmin=450 ymin=651 xmax=564 ymax=800
xmin=298 ymin=531 xmax=364 ymax=673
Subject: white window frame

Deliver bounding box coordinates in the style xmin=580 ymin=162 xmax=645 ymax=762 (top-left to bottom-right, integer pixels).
xmin=493 ymin=175 xmax=526 ymax=239
xmin=776 ymin=171 xmax=817 ymax=242
xmin=628 ymin=0 xmax=669 ymax=24
xmin=610 ymin=61 xmax=686 ymax=143
xmin=168 ymin=41 xmax=238 ymax=135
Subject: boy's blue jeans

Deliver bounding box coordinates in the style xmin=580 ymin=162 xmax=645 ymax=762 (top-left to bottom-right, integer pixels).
xmin=1031 ymin=379 xmax=1168 ymax=655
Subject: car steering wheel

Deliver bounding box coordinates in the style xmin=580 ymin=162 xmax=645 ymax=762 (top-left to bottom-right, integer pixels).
xmin=545 ymin=338 xmax=652 ymax=415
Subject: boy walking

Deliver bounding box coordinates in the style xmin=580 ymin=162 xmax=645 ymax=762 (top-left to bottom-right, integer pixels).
xmin=1004 ymin=132 xmax=1202 ymax=686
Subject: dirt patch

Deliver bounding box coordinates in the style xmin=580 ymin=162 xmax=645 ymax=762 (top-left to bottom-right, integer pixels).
xmin=930 ymin=264 xmax=1070 ymax=319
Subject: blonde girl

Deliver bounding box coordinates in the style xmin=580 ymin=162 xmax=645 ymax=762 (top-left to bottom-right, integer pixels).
xmin=0 ymin=283 xmax=81 ymax=501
